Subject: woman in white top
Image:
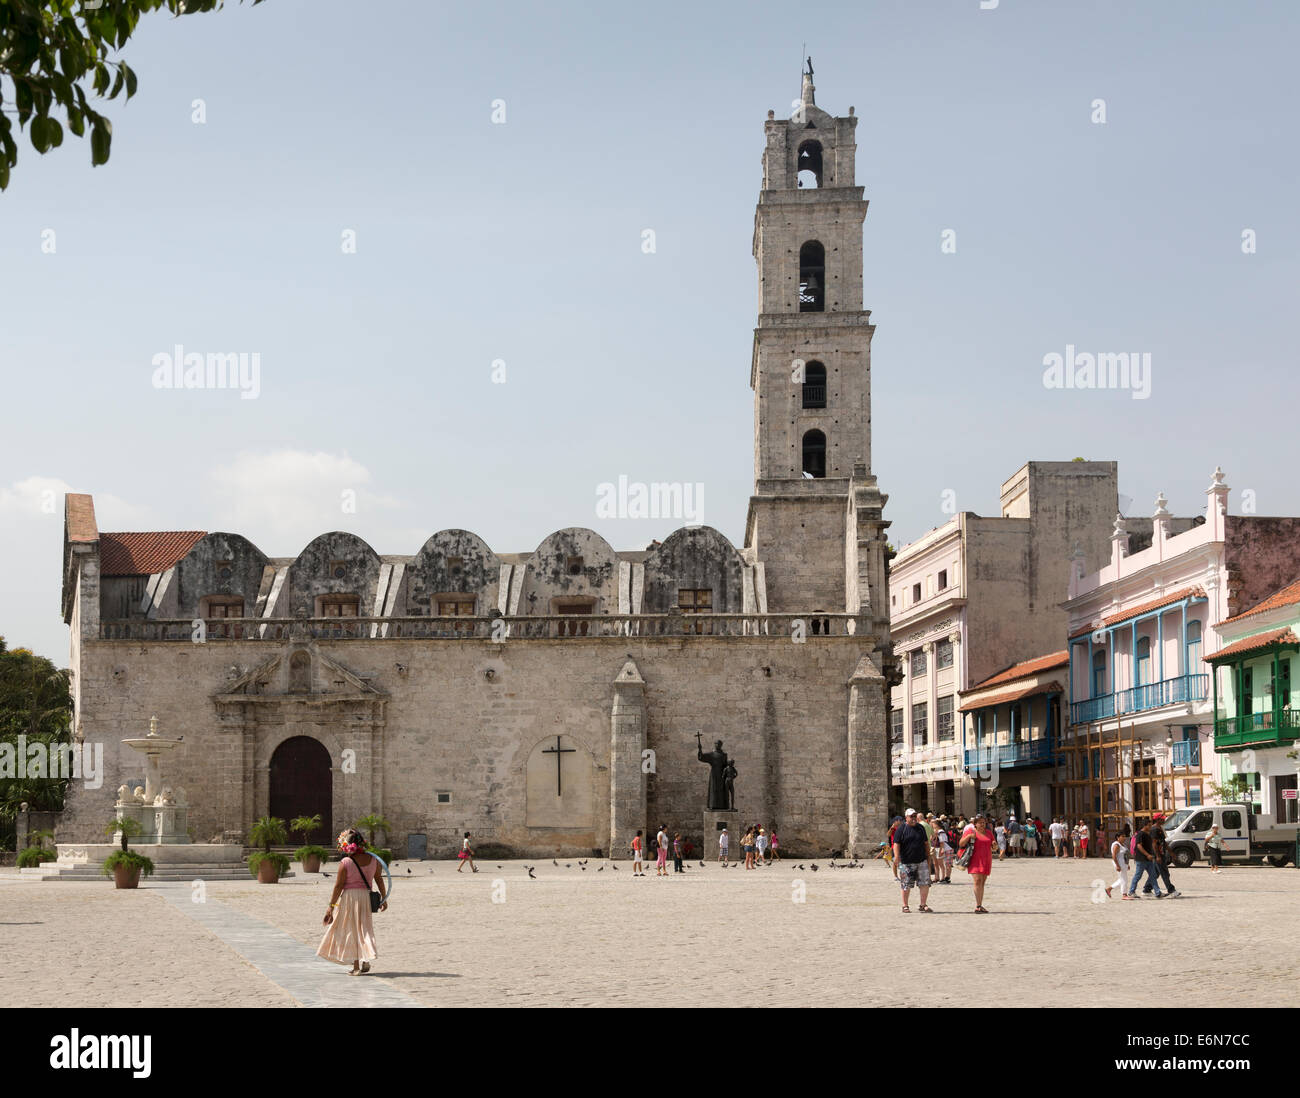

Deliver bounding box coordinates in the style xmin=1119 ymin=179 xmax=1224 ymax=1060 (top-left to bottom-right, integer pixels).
xmin=934 ymin=826 xmax=953 ymax=883
xmin=1108 ymin=824 xmax=1130 ymax=899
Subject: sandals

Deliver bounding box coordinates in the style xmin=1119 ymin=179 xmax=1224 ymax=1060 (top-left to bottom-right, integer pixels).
xmin=901 ymin=905 xmax=910 ymax=912
xmin=974 ymin=906 xmax=989 ymax=914
xmin=918 ymin=905 xmax=934 ymax=913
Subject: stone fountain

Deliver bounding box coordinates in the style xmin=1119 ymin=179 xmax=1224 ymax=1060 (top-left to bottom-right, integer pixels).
xmin=113 ymin=715 xmax=190 ymax=845
xmin=53 ymin=715 xmax=250 ymax=881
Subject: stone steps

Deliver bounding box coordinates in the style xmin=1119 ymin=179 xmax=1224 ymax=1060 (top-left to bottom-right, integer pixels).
xmin=34 ymin=863 xmax=296 ymax=882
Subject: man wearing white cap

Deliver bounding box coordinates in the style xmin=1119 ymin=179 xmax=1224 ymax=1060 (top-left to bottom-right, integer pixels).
xmin=892 ymin=808 xmax=935 ymax=913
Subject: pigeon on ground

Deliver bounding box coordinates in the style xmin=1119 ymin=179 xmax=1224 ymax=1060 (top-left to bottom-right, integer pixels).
xmin=810 ymin=863 xmax=819 ymax=872
xmin=526 ymin=866 xmax=536 ymax=879
xmin=553 ymin=859 xmax=559 ymax=866
xmin=566 ymin=863 xmax=573 ymax=868
xmin=406 ymin=868 xmax=412 ymax=875
xmin=598 ymin=865 xmax=605 ymax=872
xmin=580 ymin=866 xmax=587 ymax=871
xmin=611 ymin=863 xmax=619 ymax=871
xmin=699 ymin=860 xmax=706 ymax=867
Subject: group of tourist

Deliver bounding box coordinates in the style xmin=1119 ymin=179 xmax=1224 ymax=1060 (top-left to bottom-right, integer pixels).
xmin=1103 ymin=813 xmax=1187 ymax=899
xmin=897 ymin=811 xmax=1125 ymax=861
xmin=721 ymin=824 xmax=780 ymax=868
xmin=884 ymin=807 xmax=1197 ymax=914
xmin=628 ymin=826 xmax=698 ymax=875
xmin=886 ymin=808 xmax=995 ymax=913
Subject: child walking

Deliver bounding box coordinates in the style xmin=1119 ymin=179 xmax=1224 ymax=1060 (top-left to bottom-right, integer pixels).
xmin=457 ymin=831 xmax=478 ymax=873
xmin=672 ymin=832 xmax=684 ymax=873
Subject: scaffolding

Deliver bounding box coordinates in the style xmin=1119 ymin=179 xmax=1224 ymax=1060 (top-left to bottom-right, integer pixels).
xmin=1054 ymin=719 xmax=1208 ymax=832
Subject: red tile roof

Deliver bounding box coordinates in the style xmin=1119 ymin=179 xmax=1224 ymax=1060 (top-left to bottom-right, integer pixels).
xmin=1219 ymin=578 xmax=1300 ymax=626
xmin=1206 ymin=628 xmax=1300 ymax=663
xmin=970 ymin=650 xmax=1068 ymax=691
xmin=959 ymin=681 xmax=1064 ymax=713
xmin=99 ymin=531 xmax=207 ymax=576
xmin=1101 ymin=586 xmax=1205 ymax=628
xmin=65 ymin=494 xmax=98 ymax=543
xmin=1074 ymin=586 xmax=1207 ymax=638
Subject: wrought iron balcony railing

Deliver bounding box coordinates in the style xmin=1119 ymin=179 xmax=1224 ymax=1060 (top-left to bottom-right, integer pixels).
xmin=962 ymin=737 xmax=1055 ymax=771
xmin=1213 ymin=708 xmax=1300 ymax=751
xmin=1070 ymin=672 xmax=1207 ymax=725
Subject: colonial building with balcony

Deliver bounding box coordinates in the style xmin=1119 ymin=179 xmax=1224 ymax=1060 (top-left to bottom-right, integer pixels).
xmin=889 ymin=460 xmax=1120 ymax=817
xmin=1061 ymin=469 xmax=1300 ymax=829
xmin=958 ymin=650 xmax=1066 ymax=819
xmin=1206 ymin=577 xmax=1300 ymax=826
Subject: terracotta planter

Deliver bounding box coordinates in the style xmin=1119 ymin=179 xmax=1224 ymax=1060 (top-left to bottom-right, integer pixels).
xmin=256 ymin=860 xmax=280 ymax=884
xmin=113 ymin=864 xmax=141 ymax=889
xmin=302 ymin=854 xmax=322 ymax=874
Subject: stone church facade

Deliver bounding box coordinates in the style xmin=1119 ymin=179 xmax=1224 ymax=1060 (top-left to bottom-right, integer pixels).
xmin=57 ymin=71 xmax=897 ymax=858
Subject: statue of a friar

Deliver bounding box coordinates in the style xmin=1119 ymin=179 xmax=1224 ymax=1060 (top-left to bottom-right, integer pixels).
xmin=696 ymin=733 xmax=735 ymax=811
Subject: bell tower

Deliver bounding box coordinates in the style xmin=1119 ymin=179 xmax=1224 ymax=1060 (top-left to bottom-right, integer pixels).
xmin=744 ymin=65 xmax=891 ymax=642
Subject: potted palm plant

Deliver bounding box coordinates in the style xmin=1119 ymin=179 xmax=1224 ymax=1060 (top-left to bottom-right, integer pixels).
xmin=355 ymin=813 xmax=393 ymax=862
xmin=291 ymin=813 xmax=329 ymax=873
xmin=17 ymin=827 xmax=58 ymax=868
xmin=101 ymin=816 xmax=154 ymax=888
xmin=247 ymin=815 xmax=289 ymax=883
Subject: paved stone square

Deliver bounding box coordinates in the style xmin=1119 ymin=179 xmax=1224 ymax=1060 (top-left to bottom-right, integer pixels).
xmin=2 ymin=858 xmax=1296 ymax=1008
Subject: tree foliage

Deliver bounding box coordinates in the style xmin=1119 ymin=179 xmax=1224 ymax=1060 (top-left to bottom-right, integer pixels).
xmin=0 ymin=0 xmax=264 ymax=190
xmin=0 ymin=636 xmax=73 ymax=819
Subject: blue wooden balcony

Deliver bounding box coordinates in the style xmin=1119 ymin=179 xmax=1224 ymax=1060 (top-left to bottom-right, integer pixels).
xmin=962 ymin=737 xmax=1056 ymax=771
xmin=1070 ymin=672 xmax=1207 ymax=725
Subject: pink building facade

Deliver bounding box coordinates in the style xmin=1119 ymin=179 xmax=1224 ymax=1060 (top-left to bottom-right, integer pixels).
xmin=1061 ymin=469 xmax=1300 ymax=828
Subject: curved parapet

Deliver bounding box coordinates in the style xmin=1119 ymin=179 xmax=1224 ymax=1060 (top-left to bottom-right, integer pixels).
xmin=407 ymin=529 xmax=502 ymax=616
xmin=641 ymin=526 xmax=745 ymax=614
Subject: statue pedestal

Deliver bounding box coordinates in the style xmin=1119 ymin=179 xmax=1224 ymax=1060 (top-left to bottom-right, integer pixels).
xmin=703 ymin=810 xmax=739 ymax=857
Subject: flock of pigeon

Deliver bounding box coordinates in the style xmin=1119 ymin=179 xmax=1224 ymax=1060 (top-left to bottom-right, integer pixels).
xmin=319 ymin=854 xmax=870 ymax=879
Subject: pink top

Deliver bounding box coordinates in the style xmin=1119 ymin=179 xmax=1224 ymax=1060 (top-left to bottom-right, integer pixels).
xmin=342 ymin=857 xmax=378 ymax=891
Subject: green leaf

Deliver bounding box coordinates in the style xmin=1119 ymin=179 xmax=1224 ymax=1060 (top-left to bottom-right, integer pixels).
xmin=47 ymin=118 xmax=64 ymax=149
xmin=30 ymin=116 xmax=51 ymax=154
xmin=67 ymin=108 xmax=85 ymax=138
xmin=124 ymin=65 xmax=138 ymax=99
xmin=110 ymin=67 xmax=124 ymax=99
xmin=0 ymin=158 xmax=9 ymax=192
xmin=90 ymin=119 xmax=111 ymax=166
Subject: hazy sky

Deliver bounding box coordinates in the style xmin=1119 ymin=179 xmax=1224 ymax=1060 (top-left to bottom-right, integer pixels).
xmin=2 ymin=0 xmax=1297 ymax=662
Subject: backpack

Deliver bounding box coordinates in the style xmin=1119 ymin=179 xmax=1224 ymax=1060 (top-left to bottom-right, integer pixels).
xmin=1129 ymin=832 xmax=1140 ymax=858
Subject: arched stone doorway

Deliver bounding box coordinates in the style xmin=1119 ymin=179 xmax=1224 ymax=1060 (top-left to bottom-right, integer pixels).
xmin=269 ymin=736 xmax=332 ymax=846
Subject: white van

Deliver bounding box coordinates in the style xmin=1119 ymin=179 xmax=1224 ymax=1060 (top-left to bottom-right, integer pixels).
xmin=1161 ymin=802 xmax=1298 ymax=868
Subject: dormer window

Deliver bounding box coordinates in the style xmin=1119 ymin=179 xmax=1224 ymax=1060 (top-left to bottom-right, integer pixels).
xmin=329 ymin=560 xmax=348 ymax=579
xmin=317 ymin=594 xmax=359 ymax=617
xmin=201 ymin=596 xmax=244 ymax=618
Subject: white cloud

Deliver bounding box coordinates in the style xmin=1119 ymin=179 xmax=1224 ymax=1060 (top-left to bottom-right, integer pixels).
xmin=208 ymin=449 xmax=404 ymax=551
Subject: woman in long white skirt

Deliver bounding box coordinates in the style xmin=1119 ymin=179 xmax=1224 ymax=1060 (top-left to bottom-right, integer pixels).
xmin=318 ymin=828 xmax=387 ymax=974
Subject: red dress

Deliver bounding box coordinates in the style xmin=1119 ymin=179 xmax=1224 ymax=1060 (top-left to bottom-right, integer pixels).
xmin=962 ymin=826 xmax=994 ymax=875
